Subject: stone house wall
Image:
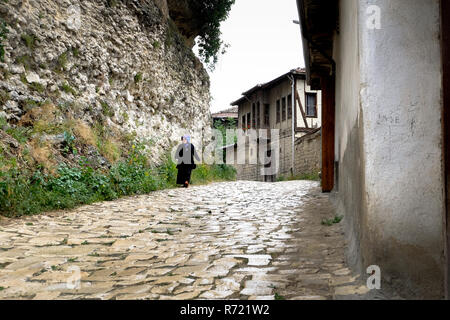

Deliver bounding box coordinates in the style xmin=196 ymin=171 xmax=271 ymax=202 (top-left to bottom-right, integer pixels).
xmin=0 ymin=0 xmax=212 ymax=165
xmin=294 ymin=129 xmax=321 ymax=176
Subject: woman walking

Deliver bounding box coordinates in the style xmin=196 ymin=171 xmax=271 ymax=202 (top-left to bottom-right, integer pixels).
xmin=175 ymin=135 xmax=200 ymax=188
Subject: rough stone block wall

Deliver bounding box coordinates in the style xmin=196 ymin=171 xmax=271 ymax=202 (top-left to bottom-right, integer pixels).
xmin=0 ymin=0 xmax=212 ymax=165
xmin=234 ymin=130 xmax=321 ymax=181
xmin=279 ymin=134 xmax=293 ymax=177
xmin=294 ymin=129 xmax=321 ymax=176
xmin=236 ymin=163 xmax=261 ymax=182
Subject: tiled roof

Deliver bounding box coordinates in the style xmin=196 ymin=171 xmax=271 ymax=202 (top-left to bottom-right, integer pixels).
xmin=211 ymin=106 xmax=239 ymax=118
xmin=231 ymin=68 xmax=306 ymax=106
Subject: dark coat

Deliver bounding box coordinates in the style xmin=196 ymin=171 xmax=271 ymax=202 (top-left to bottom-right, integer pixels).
xmin=175 ymin=143 xmax=200 ymax=185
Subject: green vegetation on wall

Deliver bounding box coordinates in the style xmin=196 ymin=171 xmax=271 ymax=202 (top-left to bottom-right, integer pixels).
xmin=213 ymin=117 xmax=237 ymax=147
xmin=0 ymin=112 xmax=236 ymax=217
xmin=193 ymin=0 xmax=235 ymax=69
xmin=0 ymin=159 xmax=236 ymax=217
xmin=191 ymin=163 xmax=236 ymax=185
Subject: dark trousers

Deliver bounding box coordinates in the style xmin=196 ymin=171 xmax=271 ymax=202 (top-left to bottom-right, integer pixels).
xmin=176 ymin=164 xmax=193 ymax=185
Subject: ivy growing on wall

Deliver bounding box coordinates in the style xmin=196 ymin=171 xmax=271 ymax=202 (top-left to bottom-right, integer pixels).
xmin=192 ymin=0 xmax=235 ymax=69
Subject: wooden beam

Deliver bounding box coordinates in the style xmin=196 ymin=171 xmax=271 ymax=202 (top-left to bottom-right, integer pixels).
xmin=294 ymin=81 xmax=298 ymax=128
xmin=295 ymin=128 xmax=318 ymax=133
xmin=294 ymin=84 xmax=309 ymax=129
xmin=441 ymin=0 xmax=450 ymax=300
xmin=321 ymin=74 xmax=335 ymax=193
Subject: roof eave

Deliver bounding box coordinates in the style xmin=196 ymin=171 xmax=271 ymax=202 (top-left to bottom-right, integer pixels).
xmin=230 ymin=69 xmax=306 ymax=106
xmin=296 ymin=0 xmax=338 ymax=90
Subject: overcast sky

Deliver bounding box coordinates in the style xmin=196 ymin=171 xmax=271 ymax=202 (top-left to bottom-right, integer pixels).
xmin=201 ymin=0 xmax=306 ymax=113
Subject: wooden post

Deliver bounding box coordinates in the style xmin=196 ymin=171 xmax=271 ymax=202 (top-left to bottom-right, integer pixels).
xmin=295 ymin=87 xmax=309 ymax=129
xmin=321 ymin=74 xmax=335 ymax=193
xmin=441 ymin=0 xmax=450 ymax=300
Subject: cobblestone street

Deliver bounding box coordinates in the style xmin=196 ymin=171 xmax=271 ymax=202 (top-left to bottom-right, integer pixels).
xmin=0 ymin=181 xmax=373 ymax=300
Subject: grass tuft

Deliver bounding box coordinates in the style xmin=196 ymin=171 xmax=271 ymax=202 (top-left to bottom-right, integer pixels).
xmin=134 ymin=72 xmax=143 ymax=84
xmin=191 ymin=164 xmax=236 ymax=185
xmin=321 ymin=216 xmax=344 ymax=226
xmin=55 ymin=51 xmax=68 ymax=73
xmin=274 ymin=292 xmax=285 ymax=300
xmin=28 ymin=82 xmax=45 ymax=93
xmin=61 ymin=83 xmax=76 ymax=95
xmin=73 ymin=120 xmax=97 ymax=146
xmin=21 ymin=34 xmax=38 ymax=50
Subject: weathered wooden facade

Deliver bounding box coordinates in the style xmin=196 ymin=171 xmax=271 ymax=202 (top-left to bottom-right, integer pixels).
xmin=230 ymin=69 xmax=322 ymax=181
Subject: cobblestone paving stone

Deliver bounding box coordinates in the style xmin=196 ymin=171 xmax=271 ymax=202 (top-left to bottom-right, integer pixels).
xmin=0 ymin=181 xmax=377 ymax=300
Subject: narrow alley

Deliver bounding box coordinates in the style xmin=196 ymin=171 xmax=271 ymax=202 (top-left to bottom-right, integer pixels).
xmin=0 ymin=181 xmax=384 ymax=300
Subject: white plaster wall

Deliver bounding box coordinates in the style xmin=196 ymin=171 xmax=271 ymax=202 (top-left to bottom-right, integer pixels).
xmin=295 ymin=79 xmax=322 ymax=129
xmin=359 ymin=0 xmax=444 ymax=296
xmin=334 ymin=0 xmax=364 ymax=272
xmin=333 ymin=0 xmax=444 ymax=297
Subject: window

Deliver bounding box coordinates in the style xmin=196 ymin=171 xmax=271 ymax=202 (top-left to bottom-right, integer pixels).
xmin=247 ymin=112 xmax=251 ymax=129
xmin=265 ymin=149 xmax=272 ymax=168
xmin=282 ymin=97 xmax=286 ymax=121
xmin=306 ymin=93 xmax=317 ymax=117
xmin=264 ymin=104 xmax=270 ymax=126
xmin=276 ymin=100 xmax=281 ymax=123
xmin=257 ymin=102 xmax=261 ymax=128
xmin=287 ymin=94 xmax=292 ymax=119
xmin=242 ymin=115 xmax=246 ymax=129
xmin=252 ymin=103 xmax=256 ymax=128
